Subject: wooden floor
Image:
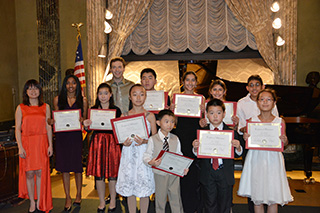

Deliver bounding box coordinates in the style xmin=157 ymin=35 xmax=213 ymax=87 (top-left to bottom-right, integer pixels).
xmin=50 ymin=169 xmax=320 ymax=207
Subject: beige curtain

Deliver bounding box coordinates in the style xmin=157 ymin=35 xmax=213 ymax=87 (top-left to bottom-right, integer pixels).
xmin=276 ymin=0 xmax=297 ymax=85
xmin=122 ymin=0 xmax=257 ymax=55
xmin=225 ymin=0 xmax=279 ymax=83
xmin=86 ymin=0 xmax=105 ymax=105
xmin=107 ymin=0 xmax=154 ymax=62
xmin=225 ymin=0 xmax=297 ymax=85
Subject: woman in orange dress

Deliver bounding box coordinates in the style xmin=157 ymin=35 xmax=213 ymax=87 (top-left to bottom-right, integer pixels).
xmin=15 ymin=79 xmax=53 ymax=213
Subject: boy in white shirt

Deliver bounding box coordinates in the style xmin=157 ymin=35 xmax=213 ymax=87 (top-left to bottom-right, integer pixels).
xmin=143 ymin=109 xmax=186 ymax=213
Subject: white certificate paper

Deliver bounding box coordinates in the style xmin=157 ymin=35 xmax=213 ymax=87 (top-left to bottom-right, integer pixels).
xmin=53 ymin=109 xmax=81 ymax=132
xmin=223 ymin=102 xmax=236 ymax=125
xmin=88 ymin=109 xmax=116 ymax=130
xmin=153 ymin=150 xmax=193 ymax=177
xmin=247 ymin=122 xmax=283 ymax=151
xmin=143 ymin=90 xmax=167 ymax=112
xmin=197 ymin=130 xmax=234 ymax=159
xmin=205 ymin=101 xmax=236 ymax=126
xmin=173 ymin=93 xmax=203 ymax=118
xmin=111 ymin=113 xmax=149 ymax=144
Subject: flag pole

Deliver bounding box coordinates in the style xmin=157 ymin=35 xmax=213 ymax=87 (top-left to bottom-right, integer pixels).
xmin=72 ymin=23 xmax=86 ymax=96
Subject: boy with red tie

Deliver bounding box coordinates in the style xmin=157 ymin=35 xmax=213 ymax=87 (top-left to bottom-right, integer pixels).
xmin=193 ymin=99 xmax=242 ymax=213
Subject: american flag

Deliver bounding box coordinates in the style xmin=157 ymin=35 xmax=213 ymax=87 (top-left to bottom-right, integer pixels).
xmin=74 ymin=37 xmax=86 ymax=88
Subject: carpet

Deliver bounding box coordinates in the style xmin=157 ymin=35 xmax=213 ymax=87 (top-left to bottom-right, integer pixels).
xmin=1 ymin=198 xmax=319 ymax=213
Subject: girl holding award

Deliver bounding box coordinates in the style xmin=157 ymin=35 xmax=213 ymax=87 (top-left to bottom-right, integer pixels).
xmin=52 ymin=75 xmax=88 ymax=211
xmin=83 ymin=83 xmax=121 ymax=212
xmin=199 ymin=79 xmax=239 ymax=128
xmin=115 ymin=84 xmax=157 ymax=213
xmin=170 ymin=71 xmax=205 ymax=212
xmin=237 ymin=89 xmax=293 ymax=212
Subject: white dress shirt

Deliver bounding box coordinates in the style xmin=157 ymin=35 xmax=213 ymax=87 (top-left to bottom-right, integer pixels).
xmin=237 ymin=93 xmax=279 ymax=134
xmin=193 ymin=123 xmax=243 ymax=166
xmin=143 ymin=129 xmax=183 ymax=166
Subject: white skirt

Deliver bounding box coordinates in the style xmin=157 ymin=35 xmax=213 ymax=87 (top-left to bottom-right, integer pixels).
xmin=237 ymin=149 xmax=293 ymax=206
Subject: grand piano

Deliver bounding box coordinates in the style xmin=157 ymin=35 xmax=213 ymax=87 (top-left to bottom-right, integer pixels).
xmin=182 ymin=61 xmax=320 ymax=183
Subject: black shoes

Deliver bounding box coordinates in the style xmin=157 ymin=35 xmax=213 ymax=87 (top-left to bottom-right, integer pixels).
xmin=63 ymin=206 xmax=72 ymax=212
xmin=97 ymin=206 xmax=106 ymax=213
xmin=73 ymin=201 xmax=81 ymax=207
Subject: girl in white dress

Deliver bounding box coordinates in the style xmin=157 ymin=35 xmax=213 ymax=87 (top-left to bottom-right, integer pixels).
xmin=237 ymin=88 xmax=293 ymax=213
xmin=116 ymin=84 xmax=157 ymax=213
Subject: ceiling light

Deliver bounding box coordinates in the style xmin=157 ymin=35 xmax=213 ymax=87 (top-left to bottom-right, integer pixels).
xmin=98 ymin=44 xmax=107 ymax=58
xmin=104 ymin=21 xmax=112 ymax=34
xmin=272 ymin=18 xmax=282 ymax=29
xmin=105 ymin=9 xmax=113 ymax=20
xmin=276 ymin=36 xmax=285 ymax=46
xmin=270 ymin=2 xmax=280 ymax=12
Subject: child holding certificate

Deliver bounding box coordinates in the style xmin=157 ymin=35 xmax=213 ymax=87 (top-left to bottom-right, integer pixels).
xmin=199 ymin=79 xmax=239 ymax=128
xmin=192 ymin=99 xmax=242 ymax=213
xmin=83 ymin=83 xmax=121 ymax=212
xmin=116 ymin=84 xmax=157 ymax=213
xmin=143 ymin=109 xmax=187 ymax=213
xmin=170 ymin=71 xmax=205 ymax=212
xmin=52 ymin=75 xmax=88 ymax=211
xmin=237 ymin=89 xmax=293 ymax=212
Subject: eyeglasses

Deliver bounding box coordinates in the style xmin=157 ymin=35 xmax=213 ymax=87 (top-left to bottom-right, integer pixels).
xmin=258 ymin=98 xmax=274 ymax=102
xmin=248 ymin=83 xmax=261 ymax=88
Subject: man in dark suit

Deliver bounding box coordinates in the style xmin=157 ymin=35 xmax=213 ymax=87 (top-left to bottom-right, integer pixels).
xmin=193 ymin=99 xmax=243 ymax=213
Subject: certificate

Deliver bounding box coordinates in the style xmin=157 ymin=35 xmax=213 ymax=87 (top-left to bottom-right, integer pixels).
xmin=204 ymin=101 xmax=237 ymax=126
xmin=111 ymin=113 xmax=149 ymax=144
xmin=246 ymin=122 xmax=284 ymax=152
xmin=143 ymin=90 xmax=168 ymax=113
xmin=152 ymin=150 xmax=194 ymax=177
xmin=173 ymin=93 xmax=203 ymax=118
xmin=88 ymin=109 xmax=116 ymax=130
xmin=223 ymin=102 xmax=237 ymax=126
xmin=53 ymin=109 xmax=81 ymax=132
xmin=197 ymin=130 xmax=234 ymax=159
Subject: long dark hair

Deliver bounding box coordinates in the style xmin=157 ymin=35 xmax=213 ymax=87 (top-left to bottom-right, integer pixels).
xmin=58 ymin=75 xmax=83 ymax=111
xmin=22 ymin=79 xmax=44 ymax=106
xmin=208 ymin=79 xmax=227 ymax=100
xmin=92 ymin=83 xmax=115 ymax=109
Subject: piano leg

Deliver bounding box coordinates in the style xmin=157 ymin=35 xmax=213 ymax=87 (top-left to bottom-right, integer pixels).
xmin=303 ymin=144 xmax=316 ymax=184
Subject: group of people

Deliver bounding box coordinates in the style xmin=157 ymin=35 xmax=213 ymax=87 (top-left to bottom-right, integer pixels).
xmin=16 ymin=56 xmax=293 ymax=213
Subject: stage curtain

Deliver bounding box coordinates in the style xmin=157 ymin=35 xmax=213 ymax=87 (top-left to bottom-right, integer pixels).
xmin=225 ymin=0 xmax=297 ymax=85
xmin=122 ymin=0 xmax=257 ymax=55
xmin=107 ymin=0 xmax=154 ymax=61
xmin=87 ymin=0 xmax=106 ymax=105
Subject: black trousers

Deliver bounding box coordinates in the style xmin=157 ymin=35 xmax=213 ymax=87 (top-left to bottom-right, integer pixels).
xmin=201 ymin=169 xmax=232 ymax=213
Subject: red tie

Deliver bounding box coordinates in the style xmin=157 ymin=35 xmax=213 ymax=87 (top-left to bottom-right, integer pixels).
xmin=212 ymin=127 xmax=219 ymax=170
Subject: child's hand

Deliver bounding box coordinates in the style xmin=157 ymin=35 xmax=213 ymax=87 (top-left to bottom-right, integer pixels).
xmin=123 ymin=138 xmax=132 ymax=146
xmin=240 ymin=127 xmax=247 ymax=133
xmin=134 ymin=135 xmax=146 ymax=146
xmin=280 ymin=134 xmax=288 ymax=146
xmin=169 ymin=104 xmax=175 ymax=112
xmin=232 ymin=115 xmax=239 ymax=126
xmin=183 ymin=168 xmax=189 ymax=176
xmin=231 ymin=139 xmax=241 ymax=152
xmin=243 ymin=132 xmax=250 ymax=141
xmin=200 ymin=103 xmax=206 ymax=113
xmin=192 ymin=139 xmax=199 ymax=152
xmin=199 ymin=118 xmax=208 ymax=128
xmin=83 ymin=119 xmax=92 ymax=127
xmin=148 ymin=158 xmax=162 ymax=167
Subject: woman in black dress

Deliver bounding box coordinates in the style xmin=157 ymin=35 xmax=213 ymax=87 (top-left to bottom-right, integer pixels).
xmin=171 ymin=71 xmax=205 ymax=213
xmin=53 ymin=75 xmax=88 ymax=211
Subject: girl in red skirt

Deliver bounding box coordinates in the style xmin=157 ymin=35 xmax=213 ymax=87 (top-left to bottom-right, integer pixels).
xmin=84 ymin=83 xmax=121 ymax=212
